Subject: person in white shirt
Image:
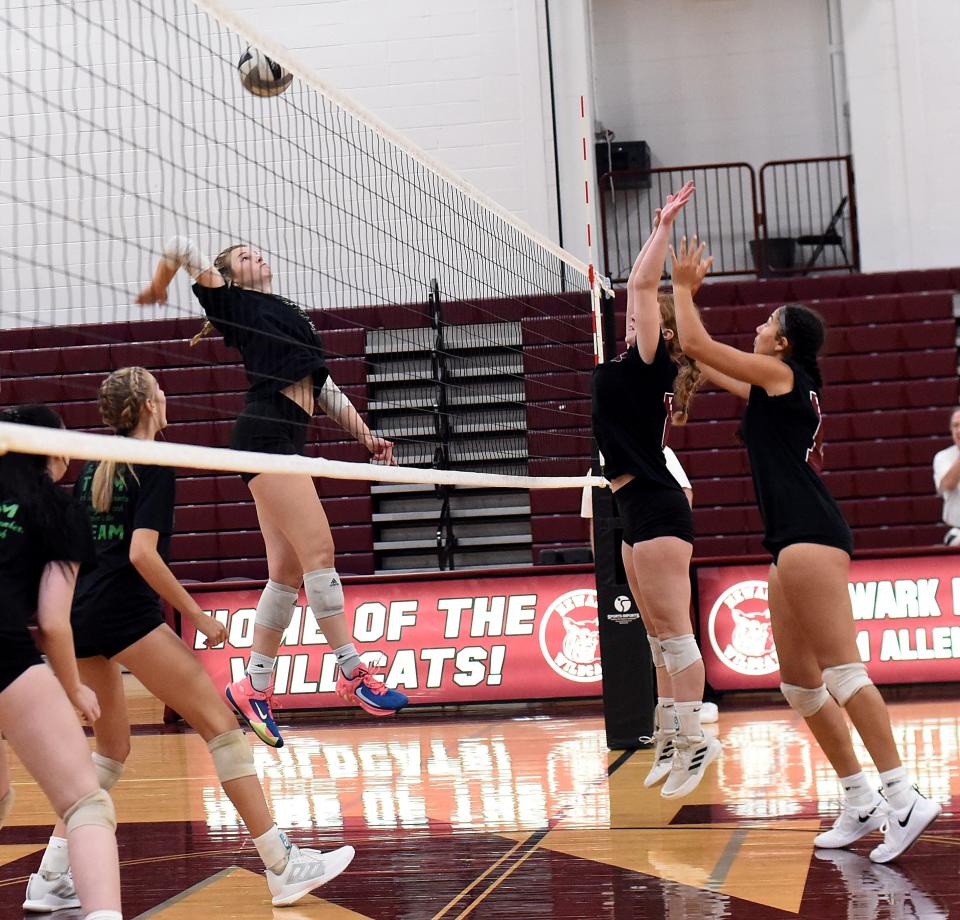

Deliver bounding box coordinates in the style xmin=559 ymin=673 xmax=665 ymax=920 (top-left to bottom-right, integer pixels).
xmin=932 ymin=408 xmax=960 ymax=545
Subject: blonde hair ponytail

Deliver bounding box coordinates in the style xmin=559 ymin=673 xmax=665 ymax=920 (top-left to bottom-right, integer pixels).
xmin=658 ymin=293 xmax=703 ymax=426
xmin=92 ymin=367 xmax=152 ymax=512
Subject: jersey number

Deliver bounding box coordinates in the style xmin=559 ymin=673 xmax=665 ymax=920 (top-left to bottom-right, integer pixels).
xmin=806 ymin=391 xmax=824 ymax=471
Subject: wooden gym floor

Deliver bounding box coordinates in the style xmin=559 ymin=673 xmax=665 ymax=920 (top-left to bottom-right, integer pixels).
xmin=0 ymin=678 xmax=957 ymax=918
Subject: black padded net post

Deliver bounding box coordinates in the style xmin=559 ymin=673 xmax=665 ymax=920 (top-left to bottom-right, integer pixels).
xmin=1 ymin=0 xmax=607 ymax=574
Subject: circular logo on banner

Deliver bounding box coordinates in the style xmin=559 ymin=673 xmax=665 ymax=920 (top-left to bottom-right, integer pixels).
xmin=707 ymin=580 xmax=779 ymax=676
xmin=539 ymin=589 xmax=602 ymax=683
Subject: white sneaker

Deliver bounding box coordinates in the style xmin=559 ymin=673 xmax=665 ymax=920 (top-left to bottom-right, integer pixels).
xmin=22 ymin=871 xmax=81 ymax=912
xmin=643 ymin=729 xmax=676 ymax=788
xmin=700 ymin=702 xmax=719 ymax=724
xmin=869 ymin=791 xmax=940 ymax=864
xmin=814 ymin=793 xmax=885 ymax=848
xmin=661 ymin=735 xmax=721 ymax=799
xmin=267 ymin=843 xmax=355 ymax=907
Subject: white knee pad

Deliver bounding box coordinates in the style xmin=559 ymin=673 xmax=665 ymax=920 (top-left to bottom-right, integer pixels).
xmin=303 ymin=567 xmax=344 ymax=620
xmin=92 ymin=752 xmax=124 ymax=792
xmin=647 ymin=635 xmax=665 ymax=669
xmin=660 ymin=635 xmax=701 ymax=676
xmin=0 ymin=787 xmax=14 ymax=829
xmin=63 ymin=789 xmax=116 ymax=833
xmin=780 ymin=682 xmax=829 ymax=717
xmin=208 ymin=729 xmax=257 ymax=784
xmin=823 ymin=662 xmax=873 ymax=707
xmin=254 ymin=579 xmax=299 ymax=632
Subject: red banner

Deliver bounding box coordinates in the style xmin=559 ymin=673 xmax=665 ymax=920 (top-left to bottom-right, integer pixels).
xmin=184 ymin=572 xmax=602 ymax=710
xmin=698 ymin=554 xmax=960 ymax=690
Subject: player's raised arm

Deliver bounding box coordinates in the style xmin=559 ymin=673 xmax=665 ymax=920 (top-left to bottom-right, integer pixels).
xmin=671 ymin=236 xmax=793 ymax=396
xmin=135 ymin=236 xmax=224 ymax=305
xmin=627 ymin=182 xmax=694 ymax=363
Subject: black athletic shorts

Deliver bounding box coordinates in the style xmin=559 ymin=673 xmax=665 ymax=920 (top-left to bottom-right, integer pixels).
xmin=0 ymin=633 xmax=44 ymax=694
xmin=766 ymin=530 xmax=853 ymax=565
xmin=72 ymin=603 xmax=165 ymax=660
xmin=230 ymin=392 xmax=312 ymax=484
xmin=613 ymin=477 xmax=694 ymax=547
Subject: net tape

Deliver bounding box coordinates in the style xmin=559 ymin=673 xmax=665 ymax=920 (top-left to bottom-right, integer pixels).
xmin=0 ymin=422 xmax=607 ymax=490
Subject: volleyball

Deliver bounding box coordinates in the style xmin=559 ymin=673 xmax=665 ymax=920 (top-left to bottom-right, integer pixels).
xmin=237 ymin=46 xmax=293 ymax=97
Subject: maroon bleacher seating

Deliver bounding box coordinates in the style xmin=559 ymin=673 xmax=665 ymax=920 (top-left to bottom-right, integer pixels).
xmin=3 ymin=269 xmax=957 ymax=576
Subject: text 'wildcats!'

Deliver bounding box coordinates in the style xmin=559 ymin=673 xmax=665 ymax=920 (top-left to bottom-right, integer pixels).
xmin=181 ymin=573 xmax=603 ymax=708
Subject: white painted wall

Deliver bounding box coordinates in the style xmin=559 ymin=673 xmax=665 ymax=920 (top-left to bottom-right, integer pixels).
xmin=222 ymin=0 xmax=560 ymax=240
xmin=840 ymin=0 xmax=960 ymax=271
xmin=590 ymin=0 xmax=840 ymax=168
xmin=2 ymin=0 xmax=595 ymax=330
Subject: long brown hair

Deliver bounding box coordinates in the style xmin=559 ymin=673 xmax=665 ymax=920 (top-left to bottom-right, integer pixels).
xmin=658 ymin=292 xmax=702 ymax=425
xmin=91 ymin=367 xmax=153 ymax=512
xmin=190 ymin=244 xmax=244 ymax=347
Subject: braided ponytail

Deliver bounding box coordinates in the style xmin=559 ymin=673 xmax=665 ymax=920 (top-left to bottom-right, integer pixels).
xmin=658 ymin=293 xmax=704 ymax=425
xmin=92 ymin=367 xmax=152 ymax=512
xmin=191 ymin=244 xmax=245 ymax=347
xmin=779 ymin=304 xmax=826 ymax=392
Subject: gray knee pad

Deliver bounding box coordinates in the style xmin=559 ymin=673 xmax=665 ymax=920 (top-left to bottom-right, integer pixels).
xmin=254 ymin=579 xmax=299 ymax=632
xmin=660 ymin=634 xmax=701 ymax=676
xmin=823 ymin=662 xmax=873 ymax=707
xmin=780 ymin=682 xmax=829 ymax=717
xmin=92 ymin=752 xmax=124 ymax=792
xmin=63 ymin=789 xmax=116 ymax=833
xmin=208 ymin=729 xmax=257 ymax=784
xmin=647 ymin=635 xmax=665 ymax=669
xmin=303 ymin=567 xmax=344 ymax=620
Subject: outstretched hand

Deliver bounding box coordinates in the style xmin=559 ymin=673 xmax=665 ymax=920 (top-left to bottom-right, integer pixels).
xmin=670 ymin=235 xmax=712 ymax=290
xmin=657 ymin=181 xmax=695 ymax=229
xmin=367 ymin=435 xmax=397 ymax=465
xmin=135 ymin=279 xmax=169 ymax=305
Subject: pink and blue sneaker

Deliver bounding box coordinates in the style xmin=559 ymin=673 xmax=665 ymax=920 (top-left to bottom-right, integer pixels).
xmin=226 ymin=676 xmax=284 ymax=747
xmin=336 ymin=665 xmax=408 ymax=716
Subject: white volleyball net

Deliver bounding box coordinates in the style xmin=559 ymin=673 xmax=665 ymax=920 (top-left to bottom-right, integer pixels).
xmin=0 ymin=0 xmax=609 ymax=572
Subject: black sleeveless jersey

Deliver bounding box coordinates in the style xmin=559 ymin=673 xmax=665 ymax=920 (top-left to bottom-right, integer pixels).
xmin=192 ymin=284 xmax=328 ymax=400
xmin=591 ymin=335 xmax=681 ymax=491
xmin=740 ymin=359 xmax=852 ymax=558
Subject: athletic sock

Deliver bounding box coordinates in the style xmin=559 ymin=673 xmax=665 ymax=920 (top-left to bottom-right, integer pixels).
xmin=254 ymin=825 xmax=292 ymax=874
xmin=247 ymin=651 xmax=276 ymax=692
xmin=334 ymin=643 xmax=362 ymax=680
xmin=839 ymin=770 xmax=874 ymax=809
xmin=38 ymin=835 xmax=69 ymax=879
xmin=879 ymin=766 xmax=918 ymax=811
xmin=85 ymin=912 xmax=123 ymax=920
xmin=656 ymin=697 xmax=676 ymax=733
xmin=674 ymin=701 xmax=703 ymax=738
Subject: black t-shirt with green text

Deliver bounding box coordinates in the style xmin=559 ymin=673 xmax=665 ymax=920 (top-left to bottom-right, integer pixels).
xmin=72 ymin=462 xmax=176 ymax=616
xmin=0 ymin=489 xmax=95 ymax=639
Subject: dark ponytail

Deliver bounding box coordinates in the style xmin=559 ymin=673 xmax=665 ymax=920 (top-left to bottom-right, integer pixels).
xmin=0 ymin=404 xmax=74 ymax=540
xmin=779 ymin=303 xmax=826 ymax=392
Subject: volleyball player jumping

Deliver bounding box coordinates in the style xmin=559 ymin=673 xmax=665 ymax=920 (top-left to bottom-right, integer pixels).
xmin=671 ymin=235 xmax=939 ymax=862
xmin=592 ymin=182 xmax=720 ymax=797
xmin=137 ymin=239 xmax=407 ymax=748
xmin=0 ymin=405 xmax=122 ymax=920
xmin=26 ymin=369 xmax=355 ymax=911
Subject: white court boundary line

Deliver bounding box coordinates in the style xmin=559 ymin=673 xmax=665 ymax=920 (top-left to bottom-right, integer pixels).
xmin=191 ymin=0 xmax=612 ymax=295
xmin=0 ymin=423 xmax=607 ymax=490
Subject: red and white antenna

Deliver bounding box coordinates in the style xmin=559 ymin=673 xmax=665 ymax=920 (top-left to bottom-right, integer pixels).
xmin=579 ymin=93 xmax=604 ymax=366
